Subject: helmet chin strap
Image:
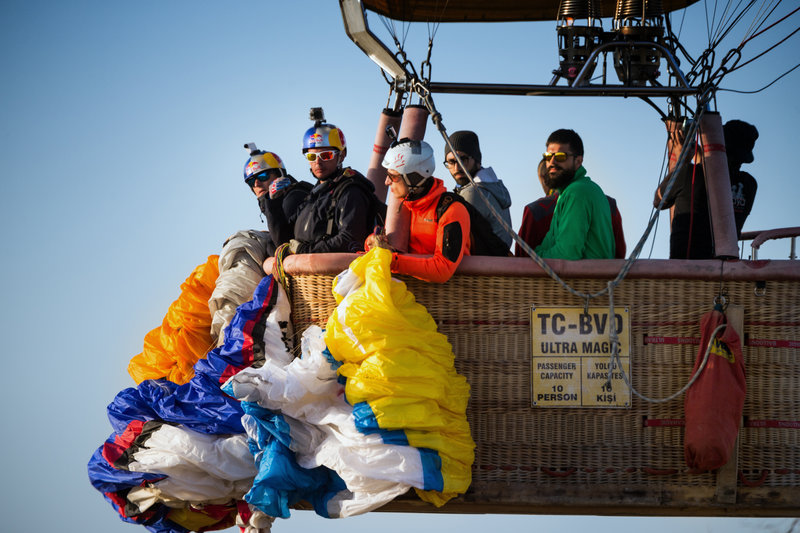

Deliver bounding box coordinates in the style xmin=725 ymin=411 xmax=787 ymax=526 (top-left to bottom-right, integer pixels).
xmin=401 ymin=173 xmax=429 ymax=201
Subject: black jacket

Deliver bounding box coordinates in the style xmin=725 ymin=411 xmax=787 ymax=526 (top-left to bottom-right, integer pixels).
xmin=656 ymin=164 xmax=757 ymax=259
xmin=258 ymin=176 xmax=313 ymax=256
xmin=263 ymin=167 xmax=376 ymax=254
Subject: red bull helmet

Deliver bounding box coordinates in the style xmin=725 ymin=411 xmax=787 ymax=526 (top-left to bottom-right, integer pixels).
xmin=243 ymin=144 xmax=286 ymax=182
xmin=302 ymin=123 xmax=346 ymax=153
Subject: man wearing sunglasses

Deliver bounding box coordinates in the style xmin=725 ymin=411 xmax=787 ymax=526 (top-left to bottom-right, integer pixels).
xmin=242 ymin=144 xmax=312 ymax=255
xmin=534 ymin=129 xmax=615 ymax=260
xmin=444 ymin=130 xmax=513 ymax=248
xmin=516 ymin=158 xmax=626 ymax=259
xmin=263 ymin=116 xmax=380 ymax=255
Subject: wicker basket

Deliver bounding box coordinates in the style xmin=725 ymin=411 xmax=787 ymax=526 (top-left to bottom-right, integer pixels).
xmin=282 ymin=256 xmax=800 ymax=516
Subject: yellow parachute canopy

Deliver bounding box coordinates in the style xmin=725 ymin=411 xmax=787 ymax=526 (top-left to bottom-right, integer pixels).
xmin=325 ymin=247 xmax=475 ymax=506
xmin=128 ymin=255 xmax=219 ymax=385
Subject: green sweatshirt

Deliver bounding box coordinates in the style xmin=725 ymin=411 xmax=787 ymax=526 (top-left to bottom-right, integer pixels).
xmin=535 ymin=166 xmax=615 ymax=260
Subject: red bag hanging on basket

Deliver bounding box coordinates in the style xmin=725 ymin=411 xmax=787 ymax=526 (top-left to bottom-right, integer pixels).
xmin=684 ymin=306 xmax=746 ymax=472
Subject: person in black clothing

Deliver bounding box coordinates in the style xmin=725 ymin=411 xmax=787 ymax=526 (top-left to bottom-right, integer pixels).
xmin=654 ymin=119 xmax=758 ymax=259
xmin=242 ymin=143 xmax=312 ymax=256
xmin=263 ymin=110 xmax=379 ymax=255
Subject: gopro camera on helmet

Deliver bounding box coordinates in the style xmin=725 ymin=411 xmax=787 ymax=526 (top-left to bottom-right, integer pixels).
xmin=309 ymin=107 xmax=325 ymax=126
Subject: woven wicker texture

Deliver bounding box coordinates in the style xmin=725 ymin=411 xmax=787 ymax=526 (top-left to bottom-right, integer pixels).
xmin=288 ymin=272 xmax=800 ymax=510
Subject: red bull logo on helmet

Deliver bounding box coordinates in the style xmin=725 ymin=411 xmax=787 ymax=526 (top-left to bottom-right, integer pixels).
xmin=308 ymin=133 xmax=324 ymax=146
xmin=245 ymin=160 xmax=265 ymax=177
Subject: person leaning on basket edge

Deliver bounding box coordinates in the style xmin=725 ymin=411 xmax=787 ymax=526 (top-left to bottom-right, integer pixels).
xmin=365 ymin=138 xmax=471 ymax=283
xmin=533 ymin=128 xmax=616 ymax=260
xmin=443 ymin=130 xmax=513 ymax=248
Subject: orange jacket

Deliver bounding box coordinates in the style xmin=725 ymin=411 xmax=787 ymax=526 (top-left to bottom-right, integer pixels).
xmin=391 ymin=178 xmax=471 ymax=283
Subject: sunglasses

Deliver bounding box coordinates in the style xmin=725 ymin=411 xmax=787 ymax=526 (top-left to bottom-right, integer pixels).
xmin=245 ymin=173 xmax=272 ymax=188
xmin=304 ymin=150 xmax=339 ymax=162
xmin=543 ymin=151 xmax=575 ymax=162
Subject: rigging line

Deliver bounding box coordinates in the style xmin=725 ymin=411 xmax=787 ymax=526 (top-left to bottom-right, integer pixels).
xmin=740 ymin=0 xmax=783 ymax=44
xmin=730 ymin=24 xmax=800 ymax=72
xmin=613 ymin=323 xmax=728 ymax=404
xmin=676 ymin=1 xmax=688 ymax=38
xmin=647 ymin=137 xmax=672 ymax=260
xmin=710 ymin=0 xmax=756 ymax=49
xmin=708 ymin=0 xmax=740 ymax=48
xmin=427 ymin=0 xmax=449 ymax=40
xmin=378 ymin=14 xmax=400 ymax=48
xmin=379 ymin=12 xmax=411 ymax=50
xmin=718 ymin=61 xmax=800 ymax=93
xmin=742 ymin=3 xmax=800 ymax=45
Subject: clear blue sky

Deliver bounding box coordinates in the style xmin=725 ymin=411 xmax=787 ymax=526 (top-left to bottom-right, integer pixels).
xmin=1 ymin=1 xmax=798 ymax=532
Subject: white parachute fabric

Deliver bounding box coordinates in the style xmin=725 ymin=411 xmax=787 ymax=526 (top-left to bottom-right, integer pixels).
xmin=225 ymin=325 xmax=416 ymax=518
xmin=209 ymin=230 xmax=273 ymax=344
xmin=126 ymin=426 xmax=257 ymax=502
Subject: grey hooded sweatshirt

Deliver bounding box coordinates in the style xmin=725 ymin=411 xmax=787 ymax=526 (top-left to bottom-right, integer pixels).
xmin=453 ymin=166 xmax=513 ymax=247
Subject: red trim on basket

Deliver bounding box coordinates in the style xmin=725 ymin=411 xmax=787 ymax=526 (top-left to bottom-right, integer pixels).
xmin=643 ymin=335 xmax=799 ymax=349
xmin=643 ymin=336 xmax=700 ymax=345
xmin=441 ymin=320 xmax=530 ymax=326
xmin=739 ymin=470 xmax=769 ymax=487
xmin=642 ymin=467 xmax=679 ymax=475
xmin=643 ymin=418 xmax=686 ymax=427
xmin=746 ymin=339 xmax=800 ymax=348
xmin=541 ymin=467 xmax=577 ymax=477
xmin=744 ymin=419 xmax=800 ymax=429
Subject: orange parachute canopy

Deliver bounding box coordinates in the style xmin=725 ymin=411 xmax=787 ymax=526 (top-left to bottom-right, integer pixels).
xmin=128 ymin=255 xmax=219 ymax=385
xmin=360 ymin=0 xmax=699 ymax=22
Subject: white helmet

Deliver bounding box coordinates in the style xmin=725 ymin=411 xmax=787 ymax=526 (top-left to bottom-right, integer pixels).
xmin=382 ymin=139 xmax=435 ymax=186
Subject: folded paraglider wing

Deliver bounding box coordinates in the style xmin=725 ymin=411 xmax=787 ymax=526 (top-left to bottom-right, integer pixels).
xmin=92 ymin=246 xmax=475 ymax=530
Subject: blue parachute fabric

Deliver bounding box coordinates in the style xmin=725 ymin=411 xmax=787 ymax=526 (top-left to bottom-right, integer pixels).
xmin=87 ymin=446 xmax=185 ymax=533
xmin=351 ymin=402 xmax=409 ymax=445
xmin=106 ymin=379 xmax=243 ymax=436
xmin=238 ymin=401 xmax=347 ymax=519
xmin=196 ymin=273 xmax=282 ymax=389
xmin=418 ymin=448 xmax=444 ymax=492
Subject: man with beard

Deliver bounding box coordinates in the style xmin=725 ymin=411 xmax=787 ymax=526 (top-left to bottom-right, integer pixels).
xmin=534 ymin=129 xmax=615 ymax=260
xmin=516 ymin=158 xmax=626 ymax=258
xmin=444 ymin=130 xmax=513 ymax=248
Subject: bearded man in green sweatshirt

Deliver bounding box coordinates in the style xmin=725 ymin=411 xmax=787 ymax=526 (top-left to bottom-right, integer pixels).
xmin=535 ymin=129 xmax=616 ymax=260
